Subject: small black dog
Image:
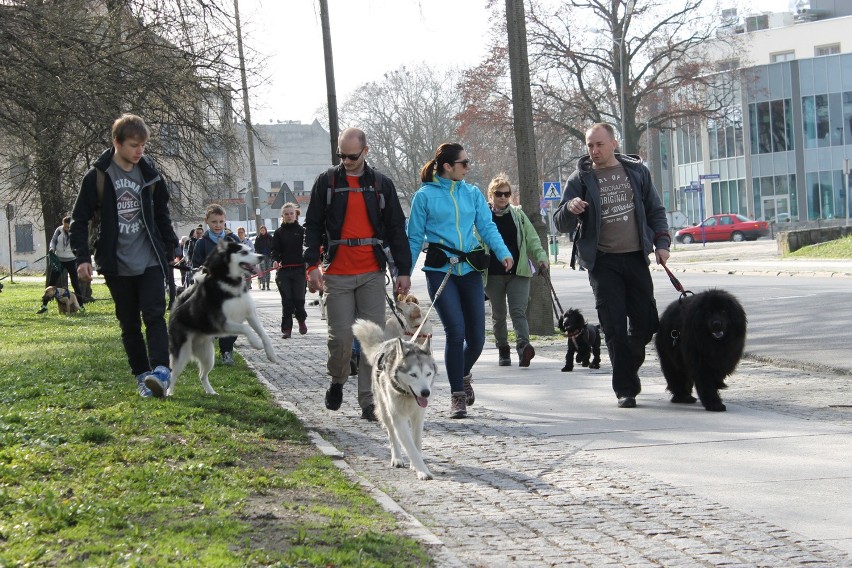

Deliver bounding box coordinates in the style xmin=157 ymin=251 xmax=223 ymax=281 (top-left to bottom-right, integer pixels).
xmin=557 ymin=308 xmax=602 ymax=372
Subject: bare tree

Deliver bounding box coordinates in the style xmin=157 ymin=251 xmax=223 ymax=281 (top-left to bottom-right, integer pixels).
xmin=526 ymin=0 xmax=740 ymax=155
xmin=0 ymin=0 xmax=244 ymax=246
xmin=341 ymin=64 xmax=462 ymax=205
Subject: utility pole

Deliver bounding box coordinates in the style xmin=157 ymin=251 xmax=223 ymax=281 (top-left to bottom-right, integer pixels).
xmin=234 ymin=0 xmax=262 ymax=230
xmin=319 ymin=0 xmax=340 ymax=165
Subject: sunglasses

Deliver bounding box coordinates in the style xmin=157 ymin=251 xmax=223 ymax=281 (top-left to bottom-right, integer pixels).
xmin=452 ymin=159 xmax=471 ymax=168
xmin=336 ymin=148 xmax=364 ymax=161
xmin=493 ymin=191 xmax=512 ymax=198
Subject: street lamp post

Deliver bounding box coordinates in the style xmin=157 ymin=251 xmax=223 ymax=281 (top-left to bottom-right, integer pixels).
xmin=618 ymin=0 xmax=635 ymax=152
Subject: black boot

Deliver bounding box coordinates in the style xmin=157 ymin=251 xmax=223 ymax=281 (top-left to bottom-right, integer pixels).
xmin=498 ymin=345 xmax=511 ymax=366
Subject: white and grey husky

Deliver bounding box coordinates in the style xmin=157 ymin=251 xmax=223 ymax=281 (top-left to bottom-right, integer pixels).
xmin=167 ymin=240 xmax=277 ymax=395
xmin=353 ymin=318 xmax=437 ymax=480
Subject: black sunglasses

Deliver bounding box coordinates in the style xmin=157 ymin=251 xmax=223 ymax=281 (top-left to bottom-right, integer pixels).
xmin=336 ymin=148 xmax=365 ymax=161
xmin=493 ymin=191 xmax=512 ymax=198
xmin=452 ymin=159 xmax=471 ymax=167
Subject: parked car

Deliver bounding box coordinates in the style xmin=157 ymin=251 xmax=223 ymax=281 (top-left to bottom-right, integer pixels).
xmin=675 ymin=214 xmax=769 ymax=244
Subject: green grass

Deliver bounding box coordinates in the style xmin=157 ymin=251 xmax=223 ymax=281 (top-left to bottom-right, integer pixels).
xmin=787 ymin=234 xmax=852 ymax=259
xmin=0 ymin=281 xmax=432 ymax=567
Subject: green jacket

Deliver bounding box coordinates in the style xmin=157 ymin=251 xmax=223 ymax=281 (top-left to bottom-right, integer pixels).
xmin=483 ymin=205 xmax=548 ymax=285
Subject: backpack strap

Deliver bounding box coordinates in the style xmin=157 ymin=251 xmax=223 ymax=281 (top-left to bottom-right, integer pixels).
xmin=326 ymin=166 xmax=386 ymax=210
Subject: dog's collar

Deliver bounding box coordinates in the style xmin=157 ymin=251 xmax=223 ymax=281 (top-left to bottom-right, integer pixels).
xmin=565 ymin=328 xmax=582 ymax=339
xmin=54 ymin=288 xmax=71 ymax=300
xmin=404 ymin=330 xmax=432 ymax=339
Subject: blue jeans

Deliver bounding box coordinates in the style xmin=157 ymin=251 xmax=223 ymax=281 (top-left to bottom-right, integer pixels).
xmin=425 ymin=270 xmax=485 ymax=393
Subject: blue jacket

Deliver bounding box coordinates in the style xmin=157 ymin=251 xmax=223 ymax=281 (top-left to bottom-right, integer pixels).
xmin=408 ymin=175 xmax=511 ymax=276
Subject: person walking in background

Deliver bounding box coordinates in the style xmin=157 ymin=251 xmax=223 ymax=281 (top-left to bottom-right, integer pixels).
xmin=182 ymin=225 xmax=203 ymax=286
xmin=254 ymin=225 xmax=273 ymax=290
xmin=554 ymin=123 xmax=670 ymax=409
xmin=69 ymin=113 xmax=179 ymax=398
xmin=407 ymin=143 xmax=513 ymax=419
xmin=483 ymin=175 xmax=549 ymax=368
xmin=303 ymin=127 xmax=411 ymax=422
xmin=235 ymin=227 xmax=254 ymax=289
xmin=191 ymin=203 xmax=241 ymax=366
xmin=271 ymin=203 xmax=307 ymax=338
xmin=38 ymin=216 xmax=85 ymax=313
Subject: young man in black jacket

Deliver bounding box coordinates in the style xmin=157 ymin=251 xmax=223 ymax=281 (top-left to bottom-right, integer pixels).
xmin=70 ymin=114 xmax=179 ymax=398
xmin=554 ymin=123 xmax=670 ymax=409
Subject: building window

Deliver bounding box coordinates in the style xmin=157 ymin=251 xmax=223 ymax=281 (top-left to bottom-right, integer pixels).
xmin=272 ymin=159 xmax=279 ymax=166
xmin=745 ymin=14 xmax=768 ymax=32
xmin=770 ymin=51 xmax=795 ymax=63
xmin=814 ymin=44 xmax=840 ymax=57
xmin=271 ymin=181 xmax=281 ymax=190
xmin=676 ymin=119 xmax=702 ymax=164
xmin=749 ymin=99 xmax=793 ymax=154
xmin=294 ymin=180 xmax=305 ymax=194
xmin=14 ymin=223 xmax=34 ymax=253
xmin=708 ymin=107 xmax=744 ymax=160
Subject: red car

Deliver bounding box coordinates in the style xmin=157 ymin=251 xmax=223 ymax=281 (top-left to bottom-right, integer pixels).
xmin=675 ymin=214 xmax=769 ymax=244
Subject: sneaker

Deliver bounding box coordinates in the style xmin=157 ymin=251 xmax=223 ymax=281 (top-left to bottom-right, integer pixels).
xmin=136 ymin=372 xmax=153 ymax=398
xmin=361 ymin=404 xmax=378 ymax=422
xmin=325 ymin=383 xmax=343 ymax=411
xmin=281 ymin=329 xmax=291 ymax=339
xmin=518 ymin=343 xmax=535 ymax=367
xmin=450 ymin=391 xmax=467 ymax=419
xmin=618 ymin=396 xmax=637 ymax=408
xmin=36 ymin=306 xmax=48 ymax=314
xmin=221 ymin=351 xmax=235 ymax=366
xmin=143 ymin=366 xmax=171 ymax=398
xmin=298 ymin=320 xmax=308 ymax=335
xmin=462 ymin=374 xmax=475 ymax=406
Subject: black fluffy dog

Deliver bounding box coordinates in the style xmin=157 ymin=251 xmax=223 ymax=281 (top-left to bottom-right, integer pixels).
xmin=557 ymin=308 xmax=602 ymax=372
xmin=655 ymin=289 xmax=747 ymax=412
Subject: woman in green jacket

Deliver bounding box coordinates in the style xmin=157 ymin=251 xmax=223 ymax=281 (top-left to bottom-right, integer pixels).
xmin=484 ymin=174 xmax=549 ymax=367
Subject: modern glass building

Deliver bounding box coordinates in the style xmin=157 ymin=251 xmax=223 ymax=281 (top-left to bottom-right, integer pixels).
xmin=654 ymin=2 xmax=852 ymax=227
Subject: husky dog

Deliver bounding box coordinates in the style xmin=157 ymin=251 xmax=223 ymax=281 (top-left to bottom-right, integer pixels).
xmin=384 ymin=293 xmax=432 ymax=348
xmin=42 ymin=286 xmax=81 ymax=314
xmin=167 ymin=240 xmax=277 ymax=395
xmin=353 ymin=318 xmax=437 ymax=480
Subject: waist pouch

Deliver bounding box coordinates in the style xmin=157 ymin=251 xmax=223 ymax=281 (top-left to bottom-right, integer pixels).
xmin=424 ymin=242 xmax=490 ymax=272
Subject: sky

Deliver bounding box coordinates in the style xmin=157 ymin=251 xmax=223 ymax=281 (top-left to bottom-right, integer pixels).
xmin=239 ymin=0 xmax=795 ymax=126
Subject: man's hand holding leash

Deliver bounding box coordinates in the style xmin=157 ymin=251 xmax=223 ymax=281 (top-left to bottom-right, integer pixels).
xmin=77 ymin=262 xmax=93 ymax=283
xmin=307 ymin=265 xmax=323 ymax=294
xmin=394 ymin=275 xmax=411 ymax=296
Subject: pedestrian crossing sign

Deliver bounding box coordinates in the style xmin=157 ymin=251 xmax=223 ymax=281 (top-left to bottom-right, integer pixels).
xmin=542 ymin=181 xmax=561 ymax=201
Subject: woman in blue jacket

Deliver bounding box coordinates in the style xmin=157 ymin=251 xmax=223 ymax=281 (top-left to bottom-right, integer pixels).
xmin=407 ymin=143 xmax=513 ymax=419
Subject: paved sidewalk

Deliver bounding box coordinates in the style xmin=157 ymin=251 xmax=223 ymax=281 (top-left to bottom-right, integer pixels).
xmin=243 ymin=287 xmax=851 ymax=567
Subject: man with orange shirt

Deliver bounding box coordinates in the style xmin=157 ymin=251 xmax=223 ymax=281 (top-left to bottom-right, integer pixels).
xmin=304 ymin=127 xmax=412 ymax=421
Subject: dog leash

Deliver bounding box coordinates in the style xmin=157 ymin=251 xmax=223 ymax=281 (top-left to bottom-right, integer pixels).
xmin=542 ymin=268 xmax=565 ymax=320
xmin=661 ymin=262 xmax=693 ymax=299
xmin=410 ymin=259 xmax=457 ymax=340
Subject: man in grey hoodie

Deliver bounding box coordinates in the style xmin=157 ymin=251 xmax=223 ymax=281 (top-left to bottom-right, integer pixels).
xmin=554 ymin=123 xmax=670 ymax=409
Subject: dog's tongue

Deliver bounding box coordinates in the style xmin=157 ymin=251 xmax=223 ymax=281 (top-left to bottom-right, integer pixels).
xmin=416 ymin=396 xmax=428 ymax=408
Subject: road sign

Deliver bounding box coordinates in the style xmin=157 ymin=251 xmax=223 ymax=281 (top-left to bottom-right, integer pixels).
xmin=685 ymin=181 xmax=702 ymax=193
xmin=699 ymin=173 xmax=721 ymax=180
xmin=542 ymin=181 xmax=562 ymax=201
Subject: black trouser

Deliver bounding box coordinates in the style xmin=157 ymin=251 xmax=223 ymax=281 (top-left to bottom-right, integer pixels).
xmin=104 ymin=266 xmax=169 ymax=376
xmin=276 ymin=267 xmax=307 ymax=331
xmin=587 ymin=251 xmax=659 ymax=398
xmin=46 ymin=259 xmax=83 ymax=304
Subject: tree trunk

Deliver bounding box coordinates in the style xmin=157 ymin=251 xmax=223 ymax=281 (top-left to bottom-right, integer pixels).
xmin=505 ymin=0 xmax=553 ymax=336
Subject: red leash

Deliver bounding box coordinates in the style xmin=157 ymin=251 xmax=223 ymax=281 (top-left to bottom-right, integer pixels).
xmin=661 ymin=262 xmax=692 ymax=299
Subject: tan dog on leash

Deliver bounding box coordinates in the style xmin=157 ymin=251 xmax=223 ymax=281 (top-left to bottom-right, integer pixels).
xmin=42 ymin=286 xmax=81 ymax=314
xmin=385 ymin=293 xmax=432 ymax=348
